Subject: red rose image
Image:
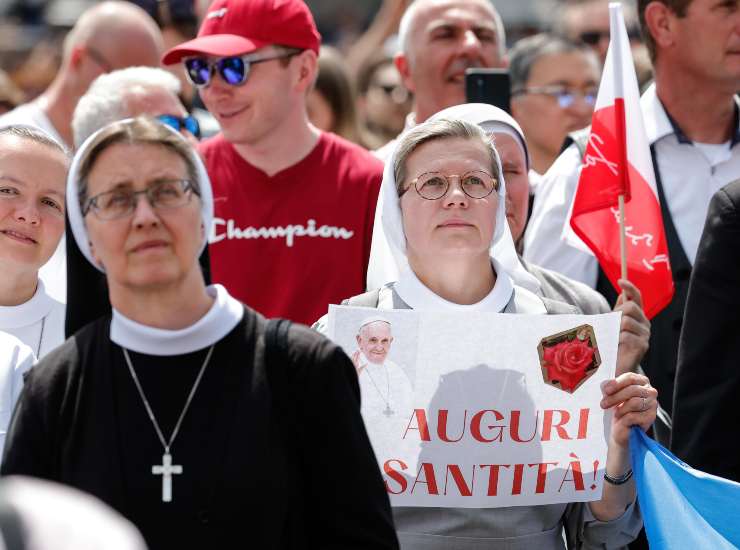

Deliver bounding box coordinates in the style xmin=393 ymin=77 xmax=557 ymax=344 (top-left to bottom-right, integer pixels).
xmin=542 ymin=339 xmax=595 ymax=392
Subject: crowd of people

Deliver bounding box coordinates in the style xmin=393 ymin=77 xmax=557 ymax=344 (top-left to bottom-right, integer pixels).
xmin=0 ymin=0 xmax=737 ymax=548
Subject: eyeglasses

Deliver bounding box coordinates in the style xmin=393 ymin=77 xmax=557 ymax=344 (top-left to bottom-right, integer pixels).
xmin=86 ymin=47 xmax=114 ymax=73
xmin=578 ymin=27 xmax=640 ymax=45
xmin=83 ymin=179 xmax=197 ymax=220
xmin=402 ymin=171 xmax=498 ymax=201
xmin=512 ymin=85 xmax=597 ymax=109
xmin=371 ymin=83 xmax=411 ymax=104
xmin=157 ymin=114 xmax=201 ymax=139
xmin=183 ymin=48 xmax=302 ymax=88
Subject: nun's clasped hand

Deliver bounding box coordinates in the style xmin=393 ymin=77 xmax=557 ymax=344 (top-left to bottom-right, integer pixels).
xmin=600 ymin=372 xmax=658 ymax=449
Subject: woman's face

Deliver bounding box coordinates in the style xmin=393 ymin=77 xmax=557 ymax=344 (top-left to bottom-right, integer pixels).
xmin=400 ymin=136 xmax=499 ymax=264
xmin=85 ymin=142 xmax=203 ymax=291
xmin=0 ymin=136 xmax=67 ymax=273
xmin=492 ymin=133 xmax=530 ymax=242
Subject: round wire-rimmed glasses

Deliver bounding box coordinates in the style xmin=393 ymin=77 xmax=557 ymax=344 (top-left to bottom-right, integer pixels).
xmin=83 ymin=179 xmax=197 ymax=220
xmin=403 ymin=170 xmax=499 ymax=200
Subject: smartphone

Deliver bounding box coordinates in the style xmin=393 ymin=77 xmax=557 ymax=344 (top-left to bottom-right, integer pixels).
xmin=465 ymin=68 xmax=511 ymax=114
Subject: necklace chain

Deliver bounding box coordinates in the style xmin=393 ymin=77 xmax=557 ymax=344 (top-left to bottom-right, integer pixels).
xmin=364 ymin=362 xmax=392 ymax=409
xmin=122 ymin=345 xmax=215 ymax=453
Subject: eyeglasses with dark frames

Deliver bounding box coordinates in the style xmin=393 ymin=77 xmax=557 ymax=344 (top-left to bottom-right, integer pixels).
xmin=401 ymin=171 xmax=499 ymax=201
xmin=183 ymin=47 xmax=303 ymax=88
xmin=579 ymin=27 xmax=640 ymax=46
xmin=83 ymin=179 xmax=198 ymax=220
xmin=511 ymin=85 xmax=597 ymax=109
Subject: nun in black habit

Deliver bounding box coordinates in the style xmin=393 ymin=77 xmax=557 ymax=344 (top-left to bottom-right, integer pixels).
xmin=1 ymin=117 xmax=399 ymax=550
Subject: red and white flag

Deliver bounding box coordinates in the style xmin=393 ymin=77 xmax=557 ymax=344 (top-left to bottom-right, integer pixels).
xmin=568 ymin=2 xmax=673 ymax=319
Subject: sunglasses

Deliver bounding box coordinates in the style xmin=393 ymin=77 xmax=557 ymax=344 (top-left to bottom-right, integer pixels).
xmin=183 ymin=48 xmax=302 ymax=88
xmin=579 ymin=27 xmax=641 ymax=46
xmin=157 ymin=114 xmax=201 ymax=139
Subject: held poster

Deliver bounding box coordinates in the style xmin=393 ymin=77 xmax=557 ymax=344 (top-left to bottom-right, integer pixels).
xmin=327 ymin=306 xmax=621 ymax=508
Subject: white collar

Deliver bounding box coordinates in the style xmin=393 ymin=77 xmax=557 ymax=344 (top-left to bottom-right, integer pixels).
xmin=0 ymin=280 xmax=57 ymax=330
xmin=641 ymin=83 xmax=740 ymax=146
xmin=394 ymin=259 xmax=514 ymax=313
xmin=641 ymin=83 xmax=674 ymax=145
xmin=110 ymin=285 xmax=244 ymax=356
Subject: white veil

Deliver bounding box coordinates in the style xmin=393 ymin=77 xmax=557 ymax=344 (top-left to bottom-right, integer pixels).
xmin=66 ymin=118 xmax=214 ymax=272
xmin=366 ymin=103 xmax=541 ymax=295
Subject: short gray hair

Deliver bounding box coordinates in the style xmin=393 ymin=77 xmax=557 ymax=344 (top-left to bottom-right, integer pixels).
xmin=509 ymin=33 xmax=598 ymax=92
xmin=72 ymin=66 xmax=181 ymax=148
xmin=393 ymin=118 xmax=500 ymax=195
xmin=0 ymin=125 xmax=70 ymax=158
xmin=398 ymin=0 xmax=507 ymax=58
xmin=76 ymin=117 xmax=200 ymax=212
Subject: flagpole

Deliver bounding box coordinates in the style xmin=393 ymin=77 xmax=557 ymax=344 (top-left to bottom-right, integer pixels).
xmin=618 ymin=195 xmax=627 ymax=280
xmin=610 ymin=2 xmax=628 ymax=282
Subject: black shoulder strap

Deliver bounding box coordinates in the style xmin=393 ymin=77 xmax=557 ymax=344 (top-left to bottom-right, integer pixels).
xmin=0 ymin=498 xmax=25 ymax=550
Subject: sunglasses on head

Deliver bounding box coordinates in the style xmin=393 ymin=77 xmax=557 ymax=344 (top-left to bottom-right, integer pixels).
xmin=156 ymin=114 xmax=201 ymax=139
xmin=183 ymin=48 xmax=303 ymax=88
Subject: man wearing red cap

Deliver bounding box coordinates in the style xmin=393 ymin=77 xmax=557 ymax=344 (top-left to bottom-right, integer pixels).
xmin=164 ymin=0 xmax=383 ymax=326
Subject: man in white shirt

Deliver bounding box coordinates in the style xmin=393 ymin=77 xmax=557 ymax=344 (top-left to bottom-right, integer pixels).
xmin=523 ymin=0 xmax=740 ymax=422
xmin=0 ymin=1 xmax=163 ymax=304
xmin=375 ymin=0 xmax=507 ymax=159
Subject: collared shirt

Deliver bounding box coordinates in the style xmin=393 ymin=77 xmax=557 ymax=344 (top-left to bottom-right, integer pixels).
xmin=523 ymin=83 xmax=740 ymax=286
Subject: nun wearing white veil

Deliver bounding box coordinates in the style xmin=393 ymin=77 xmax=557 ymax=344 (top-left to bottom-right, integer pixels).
xmin=1 ymin=117 xmax=398 ymax=550
xmin=315 ymin=116 xmax=653 ymax=549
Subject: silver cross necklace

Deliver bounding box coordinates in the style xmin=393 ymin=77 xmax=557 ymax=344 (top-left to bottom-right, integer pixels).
xmin=364 ymin=363 xmax=394 ymax=417
xmin=122 ymin=345 xmax=215 ymax=503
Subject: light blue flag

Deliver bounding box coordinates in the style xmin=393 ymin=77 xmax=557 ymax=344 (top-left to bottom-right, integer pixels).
xmin=630 ymin=427 xmax=740 ymax=549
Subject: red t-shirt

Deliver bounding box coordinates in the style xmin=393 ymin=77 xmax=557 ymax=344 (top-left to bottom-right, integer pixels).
xmin=200 ymin=132 xmax=383 ymax=325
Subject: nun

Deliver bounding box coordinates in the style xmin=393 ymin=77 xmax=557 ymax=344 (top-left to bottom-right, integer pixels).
xmin=367 ymin=103 xmax=649 ymax=376
xmin=0 ymin=126 xmax=68 ymax=358
xmin=1 ymin=117 xmax=399 ymax=550
xmin=0 ymin=332 xmax=34 ymax=455
xmin=316 ymin=116 xmax=655 ymax=548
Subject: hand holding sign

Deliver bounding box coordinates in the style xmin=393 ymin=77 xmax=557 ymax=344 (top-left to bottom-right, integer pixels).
xmin=601 ymin=372 xmax=657 ymax=449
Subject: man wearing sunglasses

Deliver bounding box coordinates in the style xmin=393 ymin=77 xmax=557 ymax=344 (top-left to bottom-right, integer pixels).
xmin=163 ymin=0 xmax=384 ymax=326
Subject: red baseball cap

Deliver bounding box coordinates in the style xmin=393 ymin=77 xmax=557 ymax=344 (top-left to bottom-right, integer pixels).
xmin=162 ymin=0 xmax=321 ymax=65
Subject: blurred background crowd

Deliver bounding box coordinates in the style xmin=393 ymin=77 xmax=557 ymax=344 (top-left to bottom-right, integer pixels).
xmin=0 ymin=0 xmax=649 ymax=163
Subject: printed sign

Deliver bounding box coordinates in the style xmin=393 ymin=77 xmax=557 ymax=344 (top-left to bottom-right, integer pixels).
xmin=327 ymin=306 xmax=621 ymax=508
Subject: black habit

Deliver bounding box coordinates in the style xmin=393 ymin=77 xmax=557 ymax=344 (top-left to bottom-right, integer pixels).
xmin=1 ymin=307 xmax=399 ymax=550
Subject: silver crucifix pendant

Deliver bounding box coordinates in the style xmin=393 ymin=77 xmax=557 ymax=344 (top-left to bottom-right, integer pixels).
xmin=152 ymin=452 xmax=183 ymax=502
